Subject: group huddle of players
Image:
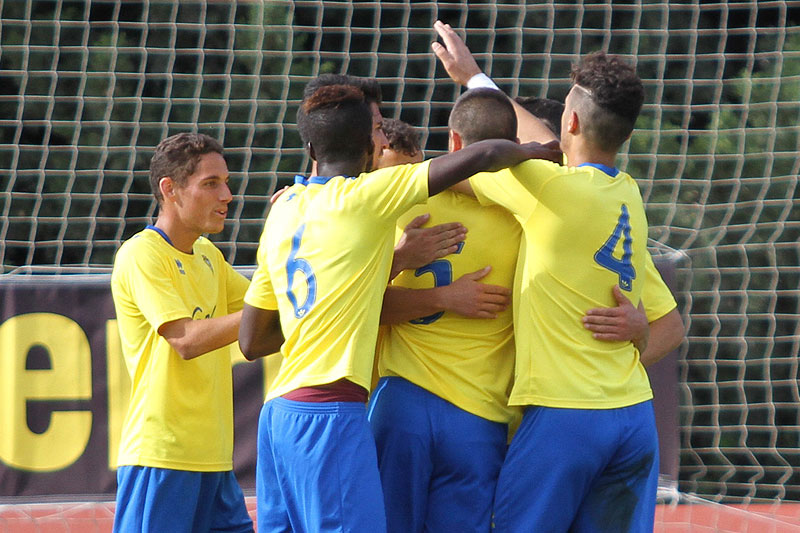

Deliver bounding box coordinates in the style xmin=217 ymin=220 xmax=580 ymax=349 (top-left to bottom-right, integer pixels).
xmin=109 ymin=21 xmax=684 ymax=533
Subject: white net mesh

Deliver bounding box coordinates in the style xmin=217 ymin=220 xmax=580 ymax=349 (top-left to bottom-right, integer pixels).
xmin=1 ymin=0 xmax=799 ymax=507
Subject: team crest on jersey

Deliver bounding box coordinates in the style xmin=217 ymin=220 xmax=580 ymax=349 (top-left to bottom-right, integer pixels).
xmin=175 ymin=259 xmax=185 ymax=275
xmin=202 ymin=254 xmax=214 ymax=273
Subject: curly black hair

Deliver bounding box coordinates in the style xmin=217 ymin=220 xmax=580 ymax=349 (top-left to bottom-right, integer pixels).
xmin=382 ymin=118 xmax=421 ymax=157
xmin=302 ymin=73 xmax=382 ymax=105
xmin=570 ymin=52 xmax=644 ymax=151
xmin=296 ymin=84 xmax=373 ymax=165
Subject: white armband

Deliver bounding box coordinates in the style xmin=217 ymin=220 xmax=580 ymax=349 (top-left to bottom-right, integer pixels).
xmin=466 ymin=73 xmax=500 ymax=91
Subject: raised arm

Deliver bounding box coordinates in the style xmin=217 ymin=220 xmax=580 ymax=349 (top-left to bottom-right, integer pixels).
xmin=427 ymin=138 xmax=560 ymax=196
xmin=431 ymin=20 xmax=558 ymax=145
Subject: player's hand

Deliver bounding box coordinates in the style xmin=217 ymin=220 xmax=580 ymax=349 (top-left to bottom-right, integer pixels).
xmin=431 ymin=20 xmax=482 ymax=86
xmin=583 ymin=285 xmax=649 ymax=352
xmin=520 ymin=139 xmax=562 ymax=165
xmin=392 ymin=214 xmax=467 ymax=278
xmin=440 ymin=266 xmax=511 ymax=319
xmin=270 ymin=185 xmax=289 ymax=204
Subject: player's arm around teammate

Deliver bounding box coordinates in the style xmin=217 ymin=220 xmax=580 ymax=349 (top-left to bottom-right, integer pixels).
xmin=584 ymin=284 xmax=685 ymax=367
xmin=377 ymin=119 xmax=511 ymax=324
xmin=390 ymin=212 xmax=467 ymax=281
xmin=433 ymin=20 xmax=684 ymax=364
xmin=431 ymin=23 xmax=686 ymax=532
xmin=238 ymin=83 xmax=561 ymax=533
xmin=369 ymin=93 xmax=529 ymax=533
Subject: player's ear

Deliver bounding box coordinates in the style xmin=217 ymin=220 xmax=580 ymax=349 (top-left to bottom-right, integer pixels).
xmin=306 ymin=142 xmax=317 ymax=161
xmin=159 ymin=176 xmax=175 ymax=201
xmin=449 ymin=130 xmax=462 ymax=152
xmin=566 ymin=111 xmax=579 ymax=135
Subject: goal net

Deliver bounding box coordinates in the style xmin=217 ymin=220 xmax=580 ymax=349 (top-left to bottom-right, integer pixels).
xmin=1 ymin=0 xmax=798 ymax=511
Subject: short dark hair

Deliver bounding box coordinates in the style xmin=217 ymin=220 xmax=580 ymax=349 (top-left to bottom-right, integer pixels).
xmin=570 ymin=51 xmax=644 ymax=151
xmin=302 ymin=73 xmax=383 ymax=105
xmin=149 ymin=132 xmax=223 ymax=203
xmin=449 ymin=88 xmax=517 ymax=146
xmin=297 ymin=84 xmax=373 ymax=165
xmin=382 ymin=118 xmax=421 ymax=157
xmin=514 ymin=96 xmax=564 ymax=138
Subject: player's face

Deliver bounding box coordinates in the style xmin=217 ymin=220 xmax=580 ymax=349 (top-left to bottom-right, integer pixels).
xmin=172 ymin=152 xmax=232 ymax=236
xmin=369 ymin=102 xmax=389 ymax=171
xmin=376 ymin=147 xmax=423 ymax=169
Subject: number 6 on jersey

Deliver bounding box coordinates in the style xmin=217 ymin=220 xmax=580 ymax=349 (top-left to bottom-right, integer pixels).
xmin=286 ymin=224 xmax=317 ymax=318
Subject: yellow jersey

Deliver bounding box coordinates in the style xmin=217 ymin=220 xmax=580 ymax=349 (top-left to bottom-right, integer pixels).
xmin=471 ymin=161 xmax=660 ymax=409
xmin=642 ymin=251 xmax=678 ymax=321
xmin=111 ymin=228 xmax=249 ymax=471
xmin=245 ymin=162 xmax=430 ymax=401
xmin=378 ymin=190 xmax=522 ymax=423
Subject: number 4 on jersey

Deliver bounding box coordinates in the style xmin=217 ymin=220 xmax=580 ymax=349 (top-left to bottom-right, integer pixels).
xmin=594 ymin=204 xmax=636 ymax=291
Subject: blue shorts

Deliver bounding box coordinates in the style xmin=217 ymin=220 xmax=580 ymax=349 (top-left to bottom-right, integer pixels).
xmin=256 ymin=397 xmax=386 ymax=533
xmin=492 ymin=401 xmax=659 ymax=533
xmin=367 ymin=376 xmax=507 ymax=533
xmin=114 ymin=466 xmax=252 ymax=533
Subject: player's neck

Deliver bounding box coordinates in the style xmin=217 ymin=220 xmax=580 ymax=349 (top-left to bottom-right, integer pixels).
xmin=565 ymin=142 xmax=617 ymax=169
xmin=153 ymin=216 xmax=198 ymax=254
xmin=316 ymin=160 xmax=368 ymax=179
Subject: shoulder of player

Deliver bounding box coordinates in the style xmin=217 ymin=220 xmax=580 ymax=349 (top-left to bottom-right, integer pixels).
xmin=192 ymin=237 xmax=234 ymax=273
xmin=511 ymin=158 xmax=563 ymax=174
xmin=514 ymin=162 xmax=641 ymax=189
xmin=357 ymin=160 xmax=431 ymax=189
xmin=304 ymin=164 xmax=429 ymax=208
xmin=432 ymin=188 xmax=487 ymax=211
xmin=115 ymin=229 xmax=191 ymax=274
xmin=115 ymin=228 xmax=162 ymax=257
xmin=194 ymin=234 xmax=222 ymax=252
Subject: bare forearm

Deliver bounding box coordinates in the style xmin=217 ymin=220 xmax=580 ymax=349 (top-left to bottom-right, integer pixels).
xmin=391 ymin=215 xmax=467 ymax=279
xmin=389 ymin=259 xmax=404 ymax=281
xmin=381 ymin=268 xmax=510 ymax=324
xmin=510 ymin=99 xmax=560 ymax=145
xmin=160 ymin=311 xmax=242 ymax=360
xmin=239 ymin=304 xmax=284 ymax=360
xmin=428 ymin=139 xmax=559 ymax=196
xmin=640 ymin=309 xmax=685 ymax=367
xmin=381 ymin=286 xmax=444 ymax=324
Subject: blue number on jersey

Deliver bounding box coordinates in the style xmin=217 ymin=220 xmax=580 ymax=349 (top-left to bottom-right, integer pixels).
xmin=410 ymin=241 xmax=465 ymax=325
xmin=594 ymin=204 xmax=636 ymax=291
xmin=286 ymin=224 xmax=317 ymax=318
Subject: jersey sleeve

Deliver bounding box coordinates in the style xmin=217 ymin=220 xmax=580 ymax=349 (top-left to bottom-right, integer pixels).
xmin=351 ymin=160 xmax=430 ymax=222
xmin=244 ymin=229 xmax=278 ymax=311
xmin=224 ymin=262 xmax=250 ymax=313
xmin=114 ymin=242 xmax=193 ymax=330
xmin=469 ymin=159 xmax=561 ymax=219
xmin=642 ymin=251 xmax=678 ymax=321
